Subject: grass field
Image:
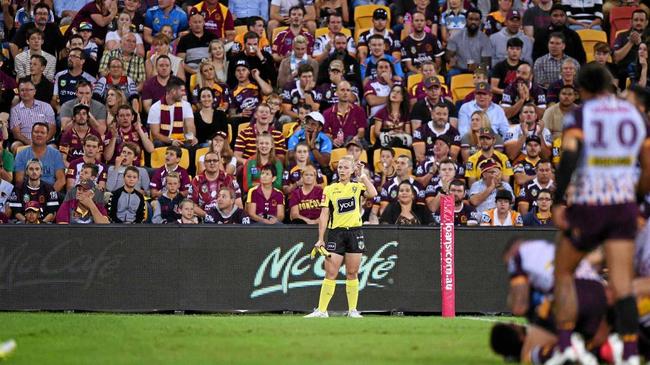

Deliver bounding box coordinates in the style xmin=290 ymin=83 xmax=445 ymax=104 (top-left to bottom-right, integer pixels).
xmin=0 ymin=312 xmax=512 ymax=365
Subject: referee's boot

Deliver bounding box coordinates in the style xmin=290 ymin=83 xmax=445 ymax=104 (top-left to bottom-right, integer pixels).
xmin=347 ymin=310 xmax=363 ymax=319
xmin=304 ymin=309 xmax=329 ymax=318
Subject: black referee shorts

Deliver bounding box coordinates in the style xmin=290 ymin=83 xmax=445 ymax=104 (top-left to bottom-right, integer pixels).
xmin=325 ymin=228 xmax=366 ymax=255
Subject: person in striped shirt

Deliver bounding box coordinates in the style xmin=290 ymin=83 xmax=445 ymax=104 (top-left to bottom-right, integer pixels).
xmin=234 ymin=103 xmax=286 ymax=165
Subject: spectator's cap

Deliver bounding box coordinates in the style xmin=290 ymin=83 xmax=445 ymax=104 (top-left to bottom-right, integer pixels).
xmin=526 ymin=134 xmax=541 ymax=145
xmin=506 ymin=37 xmax=524 ymax=48
xmin=306 ymin=111 xmax=325 ymax=125
xmin=495 ymin=189 xmax=513 ymax=202
xmin=435 ymin=135 xmax=452 ymax=147
xmin=345 ymin=139 xmax=362 ymax=149
xmin=550 ymin=3 xmax=566 ymax=14
xmin=475 ymin=81 xmax=491 ymax=94
xmin=479 ymin=158 xmax=500 ymax=174
xmin=559 ymin=83 xmax=577 ymax=92
xmin=329 ymin=60 xmax=344 ymax=72
xmin=506 ymin=10 xmax=522 ymax=20
xmin=234 ymin=59 xmax=250 ymax=69
xmin=424 ymin=76 xmax=441 ymax=89
xmin=79 ymin=22 xmax=93 ymax=31
xmin=72 ymin=103 xmax=90 ymax=115
xmin=479 ymin=127 xmax=494 ymax=137
xmin=213 ymin=130 xmax=228 ymax=140
xmin=25 ymin=201 xmax=41 ymax=212
xmin=76 ymin=179 xmax=96 ymax=190
xmin=373 ymin=8 xmax=388 ymax=20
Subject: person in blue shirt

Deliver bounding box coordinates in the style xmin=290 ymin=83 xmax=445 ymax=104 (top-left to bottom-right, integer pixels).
xmin=288 ymin=111 xmax=332 ymax=169
xmin=143 ymin=0 xmax=189 ymax=45
xmin=360 ymin=34 xmax=404 ymax=81
xmin=13 ymin=122 xmax=65 ymax=192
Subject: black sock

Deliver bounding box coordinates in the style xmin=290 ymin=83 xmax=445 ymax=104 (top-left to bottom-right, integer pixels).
xmin=615 ymin=295 xmax=639 ymax=359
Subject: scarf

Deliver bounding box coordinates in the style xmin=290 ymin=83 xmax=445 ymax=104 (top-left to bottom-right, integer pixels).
xmin=159 ymin=97 xmax=185 ymax=141
xmin=289 ymin=51 xmax=309 ymax=74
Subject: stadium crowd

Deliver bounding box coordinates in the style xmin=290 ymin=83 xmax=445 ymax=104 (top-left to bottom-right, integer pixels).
xmin=0 ymin=0 xmax=647 ymax=226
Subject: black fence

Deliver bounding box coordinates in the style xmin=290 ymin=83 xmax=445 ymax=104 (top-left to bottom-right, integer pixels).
xmin=0 ymin=226 xmax=555 ymax=313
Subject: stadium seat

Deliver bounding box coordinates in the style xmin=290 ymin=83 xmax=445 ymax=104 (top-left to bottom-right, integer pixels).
xmin=315 ymin=27 xmax=352 ymax=38
xmin=272 ymin=26 xmax=288 ymax=43
xmin=407 ymin=74 xmax=423 ymax=92
xmin=189 ymin=74 xmax=198 ymax=92
xmin=60 ymin=24 xmax=70 ymax=35
xmin=450 ymin=74 xmax=476 ymax=103
xmin=150 ymin=147 xmax=190 ymax=169
xmin=369 ymin=124 xmax=377 ymax=146
xmin=354 ymin=5 xmax=390 ymax=31
xmin=373 ymin=148 xmax=413 ymax=172
xmin=354 ymin=27 xmax=370 ymax=44
xmin=610 ymin=6 xmax=638 ymax=46
xmin=195 ymin=147 xmax=210 ymax=172
xmin=228 ymin=124 xmax=233 ymax=143
xmin=282 ymin=122 xmax=298 ymax=138
xmin=577 ymin=29 xmax=608 ymax=62
xmin=329 ymin=147 xmax=368 ymax=170
xmin=237 ymin=122 xmax=248 ymax=137
xmin=235 ymin=25 xmax=247 ymax=38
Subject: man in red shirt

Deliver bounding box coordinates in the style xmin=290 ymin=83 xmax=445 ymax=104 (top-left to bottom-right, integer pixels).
xmin=189 ymin=151 xmax=242 ymax=218
xmin=271 ymin=5 xmax=315 ymax=63
xmin=189 ymin=0 xmax=235 ymax=41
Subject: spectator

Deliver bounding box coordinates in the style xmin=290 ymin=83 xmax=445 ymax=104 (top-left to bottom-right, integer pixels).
xmin=13 ymin=123 xmax=65 ymax=191
xmin=440 ymin=0 xmax=468 ymax=44
xmin=14 ymin=0 xmax=55 ymax=30
xmin=203 ymin=39 xmax=228 ymax=84
xmin=10 ymin=3 xmax=65 ymax=59
xmin=242 ymin=133 xmax=284 ymax=192
xmin=592 ymin=42 xmax=619 ymax=87
xmin=613 ymin=9 xmax=649 ymax=87
xmin=378 ymin=154 xmax=427 ymax=215
xmin=235 ymin=103 xmax=287 ymax=164
xmin=380 ymin=180 xmax=432 ymax=225
xmin=316 ymin=32 xmax=362 ymax=90
xmin=401 ymin=12 xmax=444 ymax=76
xmin=112 ymin=0 xmax=145 ymax=33
xmin=374 ymin=146 xmax=397 ymax=188
xmin=14 ymin=28 xmax=56 ymax=81
xmin=464 ymin=127 xmax=513 ymax=185
xmin=142 ymin=55 xmax=174 ymax=113
xmin=469 ymin=158 xmax=514 ymax=213
xmin=151 ymin=171 xmax=184 ymax=224
xmin=517 ymin=160 xmax=555 ymax=215
xmin=420 ymin=158 xmax=459 ymax=213
xmin=490 ymin=38 xmax=527 ymax=99
xmin=288 ymin=165 xmax=323 ymax=224
xmin=510 ymin=133 xmax=544 ymax=191
xmin=313 ymin=14 xmax=355 ymax=63
xmin=501 ymin=63 xmax=547 ymax=122
xmin=143 ymin=0 xmax=188 ymax=45
xmin=410 ymin=76 xmax=457 ymax=130
xmin=227 ymin=32 xmax=276 ymax=86
xmin=65 ymin=135 xmax=108 ymax=191
xmin=355 ymin=8 xmax=401 ymax=63
xmin=145 ymin=34 xmax=186 ymax=80
xmin=104 ymin=105 xmax=154 ymax=165
xmin=148 ymin=77 xmax=198 ymax=147
xmin=542 ymin=84 xmax=576 ymax=140
xmin=433 ymin=179 xmax=478 ymax=226
xmin=316 ymin=60 xmax=360 ymax=111
xmin=197 ymin=131 xmax=237 ymax=176
xmin=10 ymin=79 xmax=56 ymax=153
xmin=55 ymin=179 xmax=110 ymax=224
xmin=489 ymin=10 xmax=533 ymax=66
xmin=521 ymin=188 xmax=554 ymax=226
xmin=546 ymin=59 xmax=578 ymax=104
xmin=364 ymin=59 xmax=402 ymax=118
xmin=189 ymin=0 xmax=235 ymax=41
xmin=322 ymin=80 xmax=366 ymax=148
xmin=103 ymin=87 xmax=128 ymax=126
xmin=59 ymin=104 xmax=104 ymax=167
xmin=361 ymin=34 xmax=404 ymax=81
xmin=63 ymin=162 xmax=106 ymax=204
xmin=401 ymin=0 xmax=440 ymax=38
xmin=271 ymin=6 xmax=315 ymax=63
xmin=22 ymin=201 xmax=43 ymax=224
xmin=629 ymin=41 xmax=650 ymax=90
xmin=458 ymin=82 xmax=509 ymax=138
xmin=232 ymin=16 xmax=271 ymax=54
xmin=108 ymin=166 xmax=146 ymax=223
xmin=230 ymin=1 xmax=269 ymax=25
xmin=446 ymin=8 xmax=492 ymax=81
xmin=0 ymin=122 xmax=13 ymax=182
xmin=177 ymin=12 xmax=218 ymax=76
xmin=228 ymin=60 xmax=274 ymax=123
xmin=22 ymin=55 xmax=53 ymax=104
xmin=315 ymin=0 xmax=349 ymax=26
xmin=409 ymin=61 xmax=446 ymax=106
xmin=177 ymin=199 xmax=199 ymax=224
xmin=280 ymin=63 xmax=322 ymax=121
xmin=194 ymin=87 xmax=229 ymax=144
xmin=76 ymin=22 xmax=100 ymax=65
xmin=282 ymin=142 xmax=324 ymax=195
xmin=503 ymin=105 xmax=552 ymax=161
xmin=287 ymin=111 xmax=332 ymax=169
xmin=371 ymin=85 xmax=412 ymax=148
xmin=522 ymin=0 xmax=553 ymax=37
xmin=413 ymin=103 xmax=461 ymax=162
xmin=191 ymin=58 xmax=228 ymax=102
xmin=67 ymin=0 xmax=118 ymax=43
xmin=53 ymin=47 xmax=97 ymax=108
xmin=483 ymin=0 xmax=514 ymax=36
xmin=105 ymin=12 xmax=145 ymax=57
xmin=460 ymin=66 xmax=491 ymax=104
xmin=149 ymin=146 xmax=192 ymax=199
xmin=92 ymin=59 xmax=139 ymax=109
xmin=533 ymin=32 xmax=580 ymax=89
xmin=277 ymin=35 xmax=320 ymax=89
xmin=60 ymin=81 xmax=108 ymax=135
xmin=330 ymin=139 xmax=365 ymax=182
xmin=268 ymin=0 xmax=317 ymax=37
xmin=479 ymin=189 xmax=522 ymax=226
xmin=99 ymin=32 xmax=146 ymax=86
xmin=563 ymin=0 xmax=603 ymax=30
xmin=246 ymin=165 xmax=285 ymax=224
xmin=105 ymin=142 xmax=150 ymax=195
xmin=205 ymin=186 xmax=251 ymax=224
xmin=6 ymin=158 xmax=58 ymax=223
xmin=190 ymin=151 xmax=243 ymax=217
xmin=532 ymin=4 xmax=586 ymax=65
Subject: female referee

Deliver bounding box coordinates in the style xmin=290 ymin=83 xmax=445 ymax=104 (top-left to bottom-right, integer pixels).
xmin=305 ymin=155 xmax=378 ymax=318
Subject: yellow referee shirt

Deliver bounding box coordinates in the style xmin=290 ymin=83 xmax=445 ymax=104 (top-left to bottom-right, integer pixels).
xmin=321 ymin=182 xmax=366 ymax=229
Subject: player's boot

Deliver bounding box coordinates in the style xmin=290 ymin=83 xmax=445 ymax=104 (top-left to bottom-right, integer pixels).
xmin=570 ymin=333 xmax=598 ymax=365
xmin=544 ymin=345 xmax=577 ymax=365
xmin=304 ymin=309 xmax=329 ymax=318
xmin=0 ymin=339 xmax=16 ymax=360
xmin=608 ymin=334 xmax=641 ymax=365
xmin=347 ymin=310 xmax=363 ymax=318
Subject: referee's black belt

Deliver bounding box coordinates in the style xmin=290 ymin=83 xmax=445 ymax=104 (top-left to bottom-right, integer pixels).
xmin=329 ymin=226 xmax=362 ymax=231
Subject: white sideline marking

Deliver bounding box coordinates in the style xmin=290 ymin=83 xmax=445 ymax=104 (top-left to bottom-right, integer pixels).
xmin=457 ymin=316 xmax=501 ymax=323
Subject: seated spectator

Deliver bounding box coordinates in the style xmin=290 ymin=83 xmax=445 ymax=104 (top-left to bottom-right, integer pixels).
xmin=65 ymin=135 xmax=108 ymax=191
xmin=149 ymin=146 xmax=191 ymax=199
xmin=629 ymin=41 xmax=650 ymax=90
xmin=380 ymin=180 xmax=432 ymax=225
xmin=522 ymin=188 xmax=553 ymax=226
xmin=316 ymin=32 xmax=362 ymax=90
xmin=500 ymin=63 xmax=546 ymax=122
xmin=517 ymin=160 xmax=555 ymax=215
xmin=143 ymin=0 xmax=188 ymax=45
xmin=278 ymin=35 xmax=319 ymax=89
xmin=542 ymin=84 xmax=576 ymax=140
xmin=267 ymin=93 xmax=287 ymax=131
xmin=176 ymin=12 xmax=218 ymax=76
xmin=10 ymin=3 xmax=65 ymax=60
xmin=414 ymin=136 xmax=458 ymax=186
xmin=313 ymin=14 xmax=355 ymax=63
xmin=228 ymin=60 xmax=273 ymax=124
xmin=246 ymin=165 xmax=285 ymax=224
xmin=409 ymin=61 xmax=446 ymax=106
xmin=151 ymin=172 xmax=184 ymax=224
xmin=432 ymin=179 xmax=478 ymax=226
xmin=460 ymin=66 xmax=490 ymax=104
xmin=59 ymin=104 xmax=104 ymax=167
xmin=56 ymin=179 xmax=110 ymax=224
xmin=60 ymin=80 xmax=108 ymax=135
xmin=98 ymin=32 xmax=146 ymax=86
xmin=287 ymin=111 xmax=332 ymax=170
xmin=105 ymin=12 xmax=145 ymax=57
xmin=22 ymin=201 xmax=43 ymax=224
xmin=545 ymin=58 xmax=578 ymax=104
xmin=205 ymin=186 xmax=251 ymax=224
xmin=243 ymin=133 xmax=284 ymax=192
xmin=105 ymin=142 xmax=150 ymax=196
xmin=197 ymin=131 xmax=236 ymax=176
xmin=10 ymin=79 xmax=57 ymax=153
xmin=92 ymin=59 xmax=139 ymax=109
xmin=372 ymin=85 xmax=412 ymax=148
xmin=145 ymin=33 xmax=185 ymax=80
xmin=281 ymin=63 xmax=323 ymax=120
xmin=503 ymin=104 xmax=552 ymax=161
xmin=356 ymin=8 xmax=400 ymax=63
xmin=360 ymin=34 xmax=404 ymax=81
xmin=0 ymin=61 xmax=17 ymax=124
xmin=191 ymin=59 xmax=230 ymax=108
xmin=232 ymin=16 xmax=271 ymax=55
xmin=235 ymin=103 xmax=287 ymax=164
xmin=283 ymin=142 xmax=325 ymax=193
xmin=401 ymin=12 xmax=444 ymax=76
xmin=271 ymin=5 xmax=315 ymax=63
xmin=322 ymin=80 xmax=366 ymax=148
xmin=469 ymin=159 xmax=514 ymax=213
xmin=378 ymin=154 xmax=428 ymax=215
xmin=142 ymin=55 xmax=174 ymax=113
xmin=60 ymin=35 xmax=98 ymax=78
xmin=533 ymin=32 xmax=579 ymax=89
xmin=190 ymin=151 xmax=242 ymax=218
xmin=75 ymin=23 xmax=100 ymax=65
xmin=483 ymin=0 xmax=513 ymax=36
xmin=446 ymin=9 xmax=492 ymax=81
xmin=104 ymin=88 xmax=128 ymax=126
xmin=464 ymin=127 xmax=512 ymax=185
xmin=315 ymin=0 xmax=349 ymax=27
xmin=592 ymin=42 xmax=619 ymax=88
xmin=410 ymin=76 xmax=457 ymax=130
xmin=148 ymin=77 xmax=198 ymax=147
xmin=288 ymin=165 xmax=323 ymax=224
xmin=458 ymin=82 xmax=509 ymax=139
xmin=364 ymin=59 xmax=403 ymax=118
xmin=177 ymin=199 xmax=199 ymax=224
xmin=269 ymin=0 xmax=317 ymax=36
xmin=67 ymin=0 xmax=117 ymax=42
xmin=413 ymin=103 xmax=461 ymax=162
xmin=227 ymin=32 xmax=275 ymax=86
xmin=104 ymin=105 xmax=155 ymax=165
xmin=63 ymin=162 xmax=106 ymax=203
xmin=108 ymin=166 xmax=146 ymax=223
xmin=419 ymin=158 xmax=459 ymax=213
xmin=440 ymin=0 xmax=468 ymax=44
xmin=511 ymin=134 xmax=544 ymax=194
xmin=317 ymin=60 xmax=360 ymax=111
xmin=490 ymin=38 xmax=526 ymax=99
xmin=531 ymin=4 xmax=586 ymax=64
xmin=188 ymin=0 xmax=235 ymax=41
xmin=564 ymin=0 xmax=603 ymax=30
xmin=22 ymin=55 xmax=53 ymax=104
xmin=6 ymin=158 xmax=58 ymax=223
xmin=0 ymin=131 xmax=13 ymax=183
xmin=479 ymin=189 xmax=522 ymax=226
xmin=15 ymin=28 xmax=56 ymax=81
xmin=194 ymin=87 xmax=229 ymax=144
xmin=489 ymin=10 xmax=533 ymax=66
xmin=14 ymin=0 xmax=55 ymax=34
xmin=13 ymin=123 xmax=65 ymax=192
xmin=373 ymin=147 xmax=397 ymax=189
xmin=329 ymin=139 xmax=365 ymax=182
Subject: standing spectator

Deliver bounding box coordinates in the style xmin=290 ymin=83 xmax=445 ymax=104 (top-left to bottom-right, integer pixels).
xmin=14 ymin=28 xmax=56 ymax=81
xmin=230 ymin=0 xmax=269 ymax=25
xmin=288 ymin=165 xmax=323 ymax=224
xmin=287 ymin=111 xmax=331 ymax=169
xmin=6 ymin=159 xmax=58 ymax=223
xmin=246 ymin=165 xmax=285 ymax=224
xmin=105 ymin=142 xmax=150 ymax=195
xmin=380 ymin=180 xmax=433 ymax=225
xmin=189 ymin=0 xmax=235 ymax=41
xmin=312 ymin=14 xmax=355 ymax=63
xmin=145 ymin=34 xmax=186 ymax=80
xmin=143 ymin=0 xmax=188 ymax=45
xmin=65 ymin=135 xmax=108 ymax=192
xmin=59 ymin=104 xmax=104 ymax=167
xmin=147 ymin=77 xmax=198 ymax=147
xmin=108 ymin=166 xmax=146 ymax=223
xmin=464 ymin=127 xmax=513 ymax=185
xmin=277 ymin=35 xmax=319 ymax=89
xmin=149 ymin=146 xmax=192 ymax=199
xmin=227 ymin=32 xmax=276 ymax=86
xmin=21 ymin=55 xmax=53 ymax=104
xmin=479 ymin=189 xmax=522 ymax=226
xmin=67 ymin=0 xmax=118 ymax=43
xmin=10 ymin=80 xmax=56 ymax=153
xmin=413 ymin=103 xmax=461 ymax=162
xmin=533 ymin=32 xmax=580 ymax=89
xmin=53 ymin=48 xmax=96 ymax=107
xmin=501 ymin=63 xmax=547 ymax=122
xmin=142 ymin=55 xmax=173 ymax=113
xmin=204 ymin=186 xmax=251 ymax=224
xmin=458 ymin=82 xmax=510 ymax=138
xmin=490 ymin=38 xmax=526 ymax=99
xmin=56 ymin=179 xmax=110 ymax=224
xmin=401 ymin=12 xmax=444 ymax=76
xmin=242 ymin=133 xmax=284 ymax=192
xmin=469 ymin=159 xmax=514 ymax=214
xmin=10 ymin=3 xmax=65 ymax=59
xmin=532 ymin=4 xmax=586 ymax=65
xmin=104 ymin=105 xmax=154 ymax=165
xmin=545 ymin=59 xmax=578 ymax=104
xmin=542 ymin=84 xmax=576 ymax=140
xmin=151 ymin=172 xmax=184 ymax=224
xmin=13 ymin=123 xmax=65 ymax=192
xmin=410 ymin=76 xmax=457 ymax=131
xmin=517 ymin=159 xmax=555 ymax=214
xmin=60 ymin=81 xmax=108 ymax=135
xmin=522 ymin=0 xmax=553 ymax=37
xmin=356 ymin=8 xmax=400 ymax=63
xmin=489 ymin=10 xmax=533 ymax=66
xmin=322 ymin=80 xmax=367 ymax=148
xmin=613 ymin=10 xmax=649 ymax=87
xmin=563 ymin=0 xmax=603 ymax=30
xmin=190 ymin=151 xmax=242 ymax=217
xmin=271 ymin=5 xmax=315 ymax=63
xmin=521 ymin=188 xmax=553 ymax=226
xmin=99 ymin=32 xmax=146 ymax=86
xmin=235 ymin=103 xmax=287 ymax=164
xmin=176 ymin=12 xmax=218 ymax=75
xmin=92 ymin=59 xmax=139 ymax=109
xmin=446 ymin=8 xmax=492 ymax=80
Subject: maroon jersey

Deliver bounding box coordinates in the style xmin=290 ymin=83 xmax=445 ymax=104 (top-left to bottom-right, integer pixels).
xmin=433 ymin=202 xmax=478 ymax=225
xmin=189 ymin=171 xmax=241 ymax=210
xmin=204 ymin=206 xmax=251 ymax=224
xmin=400 ymin=33 xmax=444 ymax=69
xmin=105 ymin=126 xmax=144 ymax=166
xmin=272 ymin=28 xmax=314 ymax=57
xmin=231 ymin=83 xmax=261 ymax=114
xmin=149 ymin=165 xmax=192 ymax=192
xmin=289 ymin=185 xmax=323 ymax=220
xmin=246 ymin=185 xmax=284 ymax=218
xmin=412 ymin=122 xmax=461 ymax=156
xmin=65 ymin=157 xmax=108 ymax=185
xmin=58 ymin=127 xmax=104 ymax=163
xmin=322 ymin=103 xmax=368 ymax=141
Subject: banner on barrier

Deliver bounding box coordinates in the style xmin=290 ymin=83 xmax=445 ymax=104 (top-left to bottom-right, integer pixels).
xmin=440 ymin=194 xmax=455 ymax=317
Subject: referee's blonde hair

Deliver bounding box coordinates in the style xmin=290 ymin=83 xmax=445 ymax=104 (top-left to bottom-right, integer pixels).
xmin=338 ymin=155 xmax=355 ymax=166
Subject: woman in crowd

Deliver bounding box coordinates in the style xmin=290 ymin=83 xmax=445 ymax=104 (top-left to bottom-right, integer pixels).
xmin=630 ymin=41 xmax=650 ymax=89
xmin=242 ymin=133 xmax=283 ymax=192
xmin=372 ymin=85 xmax=412 ymax=147
xmin=283 ymin=142 xmax=323 ymax=195
xmin=289 ymin=165 xmax=324 ymax=224
xmin=206 ymin=39 xmax=228 ymax=84
xmin=194 ymin=87 xmax=229 ymax=145
xmin=315 ymin=0 xmax=349 ymax=26
xmin=145 ymin=33 xmax=185 ymax=79
xmin=105 ymin=87 xmax=128 ymax=127
xmin=197 ymin=131 xmax=236 ymax=176
xmin=380 ymin=180 xmax=432 ymax=225
xmin=460 ymin=110 xmax=504 ymax=161
xmin=68 ymin=0 xmax=118 ymax=44
xmin=191 ymin=60 xmax=230 ymax=108
xmin=246 ymin=165 xmax=285 ymax=225
xmin=105 ymin=12 xmax=144 ymax=57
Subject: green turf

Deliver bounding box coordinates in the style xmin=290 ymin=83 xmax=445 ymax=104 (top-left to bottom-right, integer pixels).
xmin=0 ymin=312 xmax=512 ymax=365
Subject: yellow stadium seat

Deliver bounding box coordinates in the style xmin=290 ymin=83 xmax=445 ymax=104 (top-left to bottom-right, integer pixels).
xmin=272 ymin=26 xmax=288 ymax=43
xmin=189 ymin=74 xmax=198 ymax=92
xmin=369 ymin=124 xmax=377 ymax=146
xmin=237 ymin=122 xmax=248 ymax=137
xmin=407 ymin=74 xmax=423 ymax=92
xmin=329 ymin=147 xmax=368 ymax=170
xmin=194 ymin=147 xmax=210 ymax=172
xmin=393 ymin=147 xmax=412 ymax=161
xmin=373 ymin=148 xmax=412 ymax=172
xmin=315 ymin=27 xmax=352 ymax=38
xmin=228 ymin=124 xmax=233 ymax=143
xmin=450 ymin=73 xmax=476 ymax=103
xmin=235 ymin=25 xmax=248 ymax=38
xmin=60 ymin=24 xmax=70 ymax=35
xmin=282 ymin=122 xmax=298 ymax=138
xmin=150 ymin=147 xmax=190 ymax=169
xmin=577 ymin=29 xmax=608 ymax=62
xmin=354 ymin=27 xmax=369 ymax=44
xmin=354 ymin=5 xmax=391 ymax=31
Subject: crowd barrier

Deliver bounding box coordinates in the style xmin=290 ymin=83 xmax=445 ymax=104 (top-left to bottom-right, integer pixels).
xmin=0 ymin=226 xmax=555 ymax=313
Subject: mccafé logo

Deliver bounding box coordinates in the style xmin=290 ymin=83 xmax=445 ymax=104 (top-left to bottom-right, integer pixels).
xmin=251 ymin=241 xmax=398 ymax=298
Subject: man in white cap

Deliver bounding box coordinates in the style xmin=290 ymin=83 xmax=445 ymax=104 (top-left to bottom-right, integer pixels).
xmin=287 ymin=111 xmax=332 ymax=169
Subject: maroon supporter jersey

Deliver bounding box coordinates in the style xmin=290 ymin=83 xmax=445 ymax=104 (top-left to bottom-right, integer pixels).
xmin=149 ymin=165 xmax=191 ymax=192
xmin=65 ymin=157 xmax=108 ymax=185
xmin=246 ymin=185 xmax=284 ymax=218
xmin=189 ymin=171 xmax=241 ymax=210
xmin=289 ymin=185 xmax=323 ymax=220
xmin=59 ymin=128 xmax=104 ymax=163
